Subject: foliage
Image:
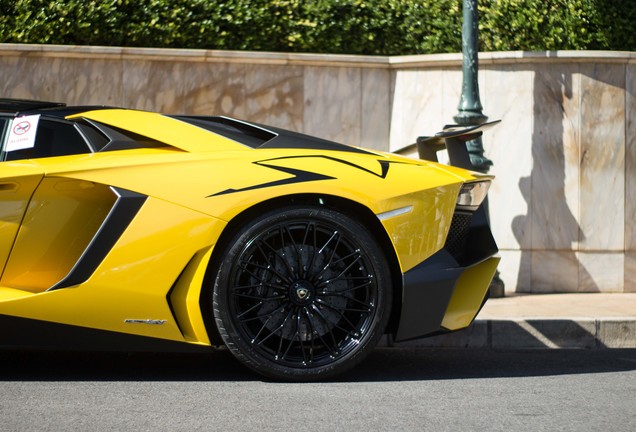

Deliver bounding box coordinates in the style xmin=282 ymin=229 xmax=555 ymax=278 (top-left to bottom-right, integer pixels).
xmin=0 ymin=0 xmax=634 ymax=54
xmin=479 ymin=0 xmax=606 ymax=51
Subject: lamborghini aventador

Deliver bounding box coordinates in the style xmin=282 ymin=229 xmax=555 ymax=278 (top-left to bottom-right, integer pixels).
xmin=0 ymin=98 xmax=499 ymax=380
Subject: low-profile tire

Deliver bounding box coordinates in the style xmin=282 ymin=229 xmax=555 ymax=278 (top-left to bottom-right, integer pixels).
xmin=212 ymin=205 xmax=392 ymax=381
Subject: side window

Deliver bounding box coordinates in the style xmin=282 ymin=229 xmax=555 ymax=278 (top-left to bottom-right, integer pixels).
xmin=5 ymin=119 xmax=91 ymax=161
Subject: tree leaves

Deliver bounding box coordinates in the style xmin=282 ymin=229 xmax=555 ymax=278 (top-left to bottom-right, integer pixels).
xmin=0 ymin=0 xmax=633 ymax=54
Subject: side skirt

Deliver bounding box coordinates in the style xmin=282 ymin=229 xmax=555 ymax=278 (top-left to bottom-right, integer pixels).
xmin=0 ymin=314 xmax=214 ymax=353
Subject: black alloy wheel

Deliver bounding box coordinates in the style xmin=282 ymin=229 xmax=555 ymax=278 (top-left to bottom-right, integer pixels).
xmin=212 ymin=206 xmax=391 ymax=381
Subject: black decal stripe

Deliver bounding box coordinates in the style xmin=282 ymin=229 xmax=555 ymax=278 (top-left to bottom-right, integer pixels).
xmin=49 ymin=188 xmax=147 ymax=290
xmin=256 ymin=155 xmax=392 ymax=179
xmin=208 ymin=156 xmax=397 ymax=197
xmin=209 ymin=163 xmax=335 ymax=197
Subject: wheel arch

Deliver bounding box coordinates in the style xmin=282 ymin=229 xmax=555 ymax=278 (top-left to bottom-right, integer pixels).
xmin=199 ymin=193 xmax=403 ymax=344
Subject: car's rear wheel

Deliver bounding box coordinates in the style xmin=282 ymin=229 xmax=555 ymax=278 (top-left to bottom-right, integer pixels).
xmin=212 ymin=205 xmax=391 ymax=381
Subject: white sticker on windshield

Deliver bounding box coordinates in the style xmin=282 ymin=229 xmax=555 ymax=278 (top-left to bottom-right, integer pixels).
xmin=6 ymin=115 xmax=40 ymax=152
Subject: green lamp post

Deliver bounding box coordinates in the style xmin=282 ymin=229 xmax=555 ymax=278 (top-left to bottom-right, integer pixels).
xmin=455 ymin=0 xmax=504 ymax=296
xmin=454 ymin=0 xmax=491 ymax=172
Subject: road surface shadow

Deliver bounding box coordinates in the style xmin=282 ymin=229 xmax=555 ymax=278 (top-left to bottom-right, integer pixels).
xmin=0 ymin=347 xmax=634 ymax=382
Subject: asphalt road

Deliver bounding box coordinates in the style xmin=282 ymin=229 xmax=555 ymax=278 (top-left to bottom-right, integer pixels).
xmin=1 ymin=348 xmax=635 ymax=432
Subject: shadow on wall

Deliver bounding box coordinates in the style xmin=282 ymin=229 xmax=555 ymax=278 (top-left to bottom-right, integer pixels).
xmin=512 ymin=65 xmax=596 ymax=293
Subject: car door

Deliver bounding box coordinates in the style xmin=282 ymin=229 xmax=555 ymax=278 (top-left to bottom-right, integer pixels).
xmin=0 ymin=162 xmax=44 ymax=281
xmin=0 ymin=115 xmax=106 ymax=292
xmin=0 ymin=116 xmax=45 ymax=279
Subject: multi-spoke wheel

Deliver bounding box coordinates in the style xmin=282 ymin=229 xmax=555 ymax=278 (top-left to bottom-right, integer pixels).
xmin=212 ymin=205 xmax=391 ymax=381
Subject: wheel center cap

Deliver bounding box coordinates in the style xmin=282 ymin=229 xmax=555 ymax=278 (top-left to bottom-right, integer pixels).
xmin=290 ymin=281 xmax=314 ymax=305
xmin=296 ymin=287 xmax=309 ymax=299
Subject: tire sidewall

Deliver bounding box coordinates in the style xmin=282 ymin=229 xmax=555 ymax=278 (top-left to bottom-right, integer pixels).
xmin=212 ymin=205 xmax=392 ymax=381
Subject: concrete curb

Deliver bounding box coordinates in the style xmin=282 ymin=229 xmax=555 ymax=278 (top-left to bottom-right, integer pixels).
xmin=379 ymin=318 xmax=636 ymax=349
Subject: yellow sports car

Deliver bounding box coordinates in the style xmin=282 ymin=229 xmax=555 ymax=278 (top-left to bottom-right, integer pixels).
xmin=0 ymin=99 xmax=498 ymax=380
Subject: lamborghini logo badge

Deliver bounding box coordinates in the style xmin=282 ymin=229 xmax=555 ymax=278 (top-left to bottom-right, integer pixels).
xmin=296 ymin=287 xmax=309 ymax=299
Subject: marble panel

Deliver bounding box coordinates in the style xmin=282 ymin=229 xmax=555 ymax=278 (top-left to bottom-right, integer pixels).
xmin=496 ymin=249 xmax=532 ymax=294
xmin=54 ymin=57 xmax=123 ymax=106
xmin=599 ymin=320 xmax=636 ymax=348
xmin=440 ymin=68 xmax=463 ymax=124
xmin=360 ymin=68 xmax=390 ymax=151
xmin=481 ymin=65 xmax=534 ymax=250
xmin=0 ymin=56 xmax=123 ymax=105
xmin=577 ymin=251 xmax=625 ymax=293
xmin=531 ymin=250 xmax=579 ymax=293
xmin=122 ymin=60 xmax=186 ymax=113
xmin=579 ymin=64 xmax=625 ymax=251
xmin=625 ymin=252 xmax=636 ymax=293
xmin=244 ymin=64 xmax=304 ymax=132
xmin=530 ymin=63 xmax=581 ymax=251
xmin=0 ymin=56 xmax=40 ymax=100
xmin=180 ymin=62 xmax=246 ymax=118
xmin=303 ymin=66 xmax=361 ymax=146
xmin=389 ymin=69 xmax=444 ymax=152
xmin=626 ymin=64 xmax=636 ymax=251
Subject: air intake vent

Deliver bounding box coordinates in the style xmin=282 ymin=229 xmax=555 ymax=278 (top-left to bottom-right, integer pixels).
xmin=444 ymin=211 xmax=472 ymax=261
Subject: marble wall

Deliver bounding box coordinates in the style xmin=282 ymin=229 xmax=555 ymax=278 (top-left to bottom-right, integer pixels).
xmin=392 ymin=53 xmax=636 ymax=294
xmin=1 ymin=45 xmax=633 ymax=293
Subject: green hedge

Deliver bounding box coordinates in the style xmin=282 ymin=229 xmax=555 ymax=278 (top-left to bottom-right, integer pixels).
xmin=1 ymin=0 xmax=635 ymax=55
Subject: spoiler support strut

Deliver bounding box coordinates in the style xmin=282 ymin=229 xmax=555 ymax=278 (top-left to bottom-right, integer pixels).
xmin=416 ymin=120 xmax=500 ymax=170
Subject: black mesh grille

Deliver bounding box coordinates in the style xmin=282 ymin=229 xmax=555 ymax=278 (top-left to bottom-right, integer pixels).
xmin=444 ymin=212 xmax=472 ymax=260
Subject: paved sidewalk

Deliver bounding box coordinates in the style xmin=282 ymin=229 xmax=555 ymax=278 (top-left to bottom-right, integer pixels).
xmin=392 ymin=293 xmax=636 ymax=349
xmin=479 ymin=293 xmax=636 ymax=320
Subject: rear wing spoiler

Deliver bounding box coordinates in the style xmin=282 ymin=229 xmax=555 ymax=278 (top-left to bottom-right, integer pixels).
xmin=416 ymin=120 xmax=500 ymax=169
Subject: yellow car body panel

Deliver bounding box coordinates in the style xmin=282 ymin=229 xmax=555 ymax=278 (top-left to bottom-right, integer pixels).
xmin=0 ymin=196 xmax=225 ymax=342
xmin=1 ymin=178 xmax=116 ymax=292
xmin=0 ymin=161 xmax=44 ymax=268
xmin=0 ymin=103 xmax=499 ymax=370
xmin=32 ymin=147 xmax=478 ymax=273
xmin=441 ymin=256 xmax=501 ymax=330
xmin=70 ymin=109 xmax=246 ymax=153
xmin=169 ymin=246 xmax=215 ymax=345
